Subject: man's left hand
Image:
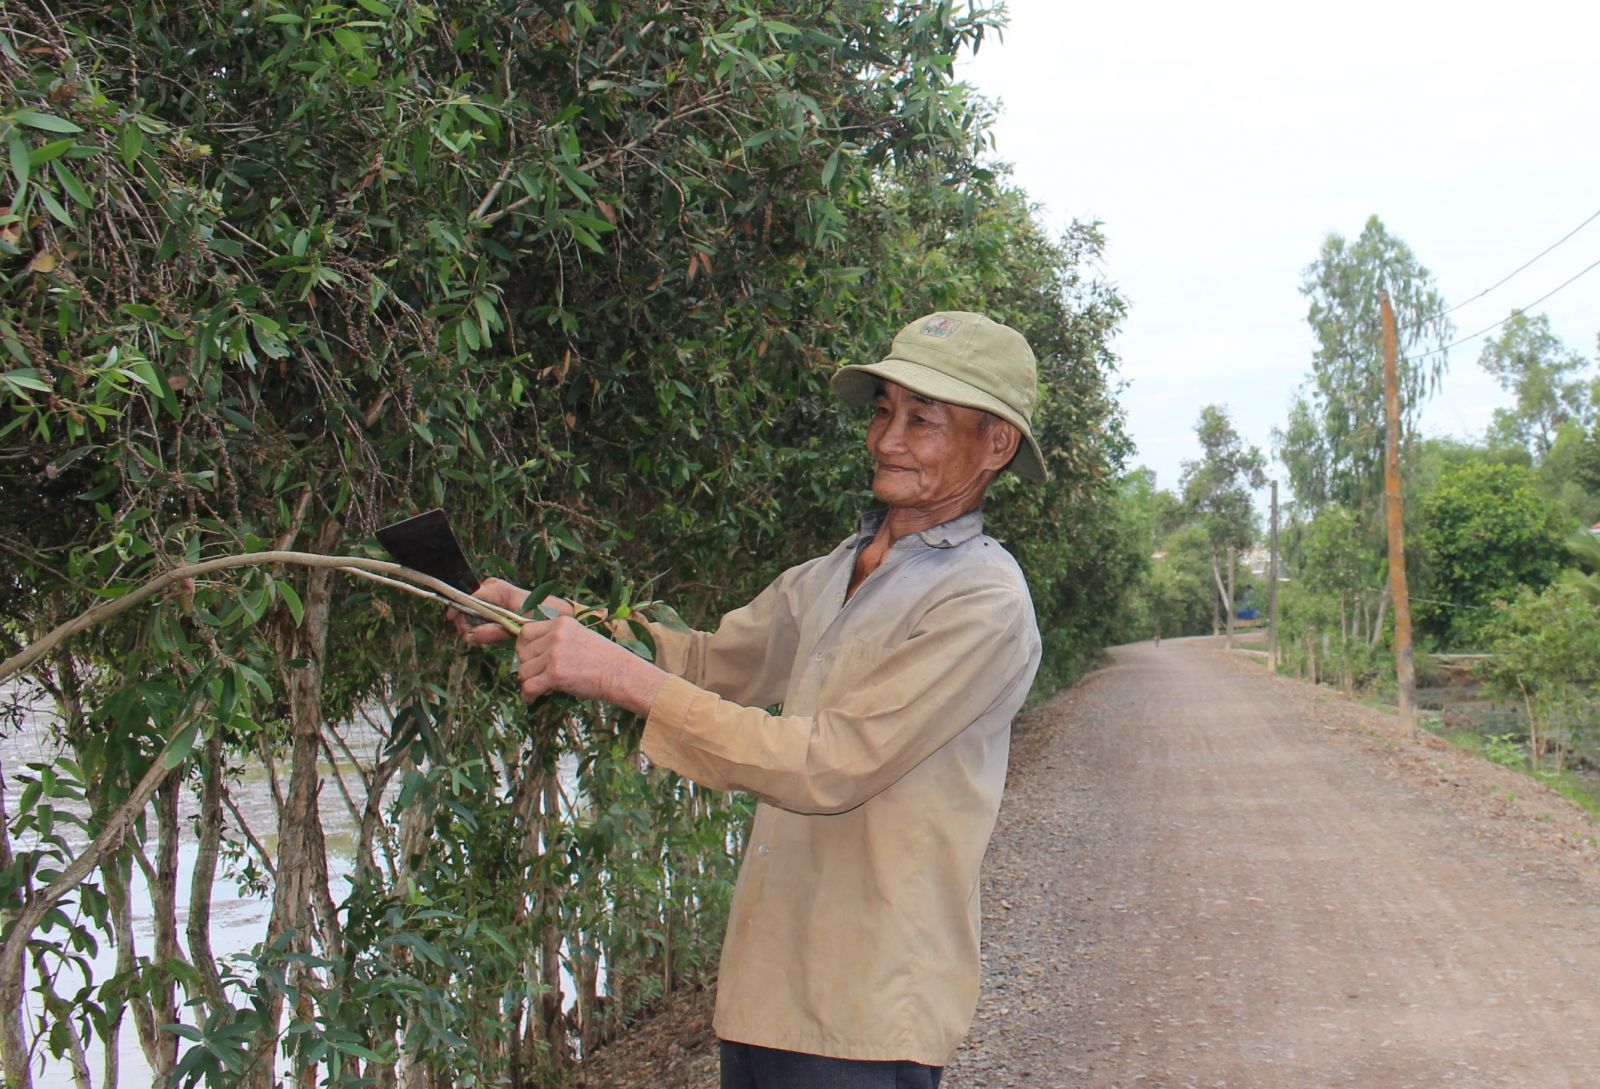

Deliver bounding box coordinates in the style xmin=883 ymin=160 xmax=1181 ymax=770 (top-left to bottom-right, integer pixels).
xmin=514 ymin=615 xmax=667 ymax=717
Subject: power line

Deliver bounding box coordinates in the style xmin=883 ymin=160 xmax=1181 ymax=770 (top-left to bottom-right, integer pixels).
xmin=1409 ymin=255 xmax=1600 ymax=362
xmin=1442 ymin=206 xmax=1600 ymax=316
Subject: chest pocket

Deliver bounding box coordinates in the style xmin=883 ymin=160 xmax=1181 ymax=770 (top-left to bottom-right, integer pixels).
xmin=816 ymin=636 xmax=892 ymax=707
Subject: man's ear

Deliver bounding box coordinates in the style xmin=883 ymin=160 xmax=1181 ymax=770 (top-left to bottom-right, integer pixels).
xmin=985 ymin=421 xmax=1022 ymax=471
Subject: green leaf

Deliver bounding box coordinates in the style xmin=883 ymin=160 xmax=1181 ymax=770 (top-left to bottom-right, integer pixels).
xmin=161 ymin=723 xmax=201 ymax=769
xmin=1 ymin=369 xmax=52 ymax=394
xmin=51 ymin=160 xmax=93 ymax=208
xmin=118 ymin=124 xmax=144 ymax=167
xmin=8 ymin=129 xmax=28 ymax=192
xmin=332 ymin=27 xmax=365 ymax=55
xmin=821 ymin=149 xmax=840 ymax=190
xmin=36 ymin=186 xmax=74 ymax=227
xmin=278 ymin=581 xmax=305 ymax=625
xmin=28 ymin=138 xmax=75 ymax=166
xmin=13 ymin=111 xmax=82 ymax=134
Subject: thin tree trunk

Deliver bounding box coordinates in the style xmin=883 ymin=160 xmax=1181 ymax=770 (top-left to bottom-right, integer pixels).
xmin=151 ymin=778 xmax=182 ymax=1088
xmin=0 ymin=764 xmax=24 ymax=1089
xmin=1225 ymin=546 xmax=1237 ymax=651
xmin=1369 ymin=584 xmax=1391 ymax=649
xmin=1209 ymin=553 xmax=1226 ymax=636
xmin=539 ymin=775 xmax=569 ymax=1067
xmin=1340 ymin=602 xmax=1352 ymax=694
xmin=1519 ymin=681 xmax=1541 ymax=771
xmin=254 ymin=550 xmax=340 ymax=1089
xmin=188 ymin=733 xmax=227 ymax=1010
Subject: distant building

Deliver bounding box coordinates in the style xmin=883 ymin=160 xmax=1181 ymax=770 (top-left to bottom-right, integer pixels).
xmin=1241 ymin=547 xmax=1272 ymax=578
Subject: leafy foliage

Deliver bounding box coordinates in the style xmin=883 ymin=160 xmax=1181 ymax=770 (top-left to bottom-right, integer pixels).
xmin=1279 ymin=215 xmax=1451 ymax=516
xmin=0 ymin=2 xmax=1133 ymax=1086
xmin=1479 ymin=311 xmax=1594 ymax=459
xmin=1478 ymin=582 xmax=1600 ymax=770
xmin=1178 ymin=404 xmax=1263 ymax=630
xmin=1414 ymin=462 xmax=1570 ymax=647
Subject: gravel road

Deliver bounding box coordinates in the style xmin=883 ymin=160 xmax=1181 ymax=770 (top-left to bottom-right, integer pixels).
xmin=949 ymin=638 xmax=1600 ymax=1088
xmin=577 ymin=637 xmax=1600 ymax=1088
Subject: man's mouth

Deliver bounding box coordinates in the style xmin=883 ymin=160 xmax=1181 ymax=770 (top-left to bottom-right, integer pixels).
xmin=875 ymin=463 xmax=916 ymax=474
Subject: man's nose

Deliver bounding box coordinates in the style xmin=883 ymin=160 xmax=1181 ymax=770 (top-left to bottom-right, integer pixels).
xmin=875 ymin=413 xmax=910 ymax=451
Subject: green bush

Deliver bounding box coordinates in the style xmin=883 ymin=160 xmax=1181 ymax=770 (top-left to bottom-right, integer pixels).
xmin=0 ymin=2 xmax=1134 ymax=1085
xmin=1479 ymin=582 xmax=1600 ymax=771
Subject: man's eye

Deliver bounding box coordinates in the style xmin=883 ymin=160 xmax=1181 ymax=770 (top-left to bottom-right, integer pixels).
xmin=911 ymin=415 xmax=929 ymax=426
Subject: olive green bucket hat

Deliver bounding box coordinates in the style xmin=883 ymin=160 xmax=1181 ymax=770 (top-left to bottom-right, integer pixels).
xmin=830 ymin=311 xmax=1048 ymax=482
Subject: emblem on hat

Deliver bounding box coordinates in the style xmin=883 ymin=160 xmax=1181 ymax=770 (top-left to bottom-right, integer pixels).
xmin=918 ymin=316 xmax=962 ymax=338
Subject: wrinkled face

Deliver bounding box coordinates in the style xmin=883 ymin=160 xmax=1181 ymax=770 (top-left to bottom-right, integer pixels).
xmin=865 ymin=382 xmax=1014 ymax=514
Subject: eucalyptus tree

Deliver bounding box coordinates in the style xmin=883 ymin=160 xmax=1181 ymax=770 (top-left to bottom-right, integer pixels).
xmin=1278 ymin=215 xmax=1453 ymax=516
xmin=1479 ymin=311 xmax=1594 ymax=459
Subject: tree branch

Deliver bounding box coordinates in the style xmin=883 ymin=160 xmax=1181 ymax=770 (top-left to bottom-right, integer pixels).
xmin=0 ymin=552 xmax=525 ymax=687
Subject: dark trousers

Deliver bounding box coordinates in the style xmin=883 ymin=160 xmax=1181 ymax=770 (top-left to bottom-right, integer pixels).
xmin=719 ymin=1041 xmax=943 ymax=1089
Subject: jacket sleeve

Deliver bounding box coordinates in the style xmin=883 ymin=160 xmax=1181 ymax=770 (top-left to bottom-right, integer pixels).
xmin=630 ymin=555 xmax=825 ymax=709
xmin=639 ymin=580 xmax=1037 ymax=815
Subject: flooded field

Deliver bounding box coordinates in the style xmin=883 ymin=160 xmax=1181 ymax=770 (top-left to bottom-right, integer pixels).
xmin=2 ymin=681 xmax=583 ymax=1089
xmin=2 ymin=680 xmax=336 ymax=1088
xmin=1416 ymin=656 xmax=1600 ymax=782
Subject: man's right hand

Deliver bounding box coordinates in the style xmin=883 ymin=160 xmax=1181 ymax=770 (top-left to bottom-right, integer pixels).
xmin=453 ymin=578 xmax=575 ymax=646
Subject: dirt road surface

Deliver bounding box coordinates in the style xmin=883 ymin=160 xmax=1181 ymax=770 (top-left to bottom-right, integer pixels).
xmin=577 ymin=639 xmax=1600 ymax=1088
xmin=950 ymin=639 xmax=1600 ymax=1089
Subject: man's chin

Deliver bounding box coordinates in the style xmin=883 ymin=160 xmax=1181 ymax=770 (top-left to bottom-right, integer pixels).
xmin=870 ymin=475 xmax=917 ymax=505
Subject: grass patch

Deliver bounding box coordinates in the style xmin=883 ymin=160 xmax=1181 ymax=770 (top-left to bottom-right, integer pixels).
xmin=1430 ymin=726 xmax=1600 ymax=822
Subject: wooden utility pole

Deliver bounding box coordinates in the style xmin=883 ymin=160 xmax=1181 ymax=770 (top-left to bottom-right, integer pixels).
xmin=1268 ymin=479 xmax=1280 ymax=673
xmin=1380 ymin=291 xmax=1417 ymax=735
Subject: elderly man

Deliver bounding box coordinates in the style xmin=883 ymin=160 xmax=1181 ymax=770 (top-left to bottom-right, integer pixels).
xmin=463 ymin=311 xmax=1044 ymax=1088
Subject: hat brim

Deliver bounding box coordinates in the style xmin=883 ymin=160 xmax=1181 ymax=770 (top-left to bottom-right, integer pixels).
xmin=831 ymin=359 xmax=1049 ymax=483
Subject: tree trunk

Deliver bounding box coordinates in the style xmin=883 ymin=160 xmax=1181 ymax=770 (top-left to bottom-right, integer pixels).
xmin=255 ymin=551 xmax=340 ymax=1089
xmin=1209 ymin=553 xmax=1228 ymax=637
xmin=1340 ymin=602 xmax=1352 ymax=694
xmin=0 ymin=764 xmax=24 ymax=1089
xmin=1369 ymin=584 xmax=1391 ymax=649
xmin=151 ymin=777 xmax=182 ymax=1088
xmin=1225 ymin=546 xmax=1237 ymax=651
xmin=538 ymin=775 xmax=569 ymax=1067
xmin=188 ymin=734 xmax=227 ymax=1010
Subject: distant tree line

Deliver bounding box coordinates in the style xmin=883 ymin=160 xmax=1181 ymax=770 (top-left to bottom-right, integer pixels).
xmin=1113 ymin=214 xmax=1600 ymax=770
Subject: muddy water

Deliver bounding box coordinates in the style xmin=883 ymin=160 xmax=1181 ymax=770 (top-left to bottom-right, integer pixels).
xmin=1417 ymin=666 xmax=1600 ymax=779
xmin=2 ymin=680 xmax=340 ymax=1088
xmin=2 ymin=682 xmax=580 ymax=1089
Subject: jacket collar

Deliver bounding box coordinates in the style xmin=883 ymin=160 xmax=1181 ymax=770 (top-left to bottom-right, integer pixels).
xmin=852 ymin=506 xmax=985 ymax=550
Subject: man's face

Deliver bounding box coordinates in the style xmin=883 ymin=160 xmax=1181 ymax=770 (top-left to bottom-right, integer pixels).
xmin=865 ymin=382 xmax=1011 ymax=513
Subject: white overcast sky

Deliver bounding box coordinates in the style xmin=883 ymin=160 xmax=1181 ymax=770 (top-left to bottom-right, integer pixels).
xmin=960 ymin=0 xmax=1600 ymax=496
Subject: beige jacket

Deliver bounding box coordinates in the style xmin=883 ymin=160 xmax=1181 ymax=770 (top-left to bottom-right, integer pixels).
xmin=638 ymin=508 xmax=1041 ymax=1065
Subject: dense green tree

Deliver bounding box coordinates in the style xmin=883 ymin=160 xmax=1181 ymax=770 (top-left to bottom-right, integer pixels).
xmin=1274 ymin=504 xmax=1389 ymax=690
xmin=1479 ymin=581 xmax=1600 ymax=770
xmin=1147 ymin=525 xmax=1219 ymax=638
xmin=1414 ymin=462 xmax=1571 ymax=647
xmin=0 ymin=2 xmax=1135 ymax=1086
xmin=1106 ymin=469 xmax=1209 ymax=643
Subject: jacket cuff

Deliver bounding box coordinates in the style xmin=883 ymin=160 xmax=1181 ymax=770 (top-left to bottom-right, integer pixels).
xmin=641 ymin=673 xmax=705 ymax=775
